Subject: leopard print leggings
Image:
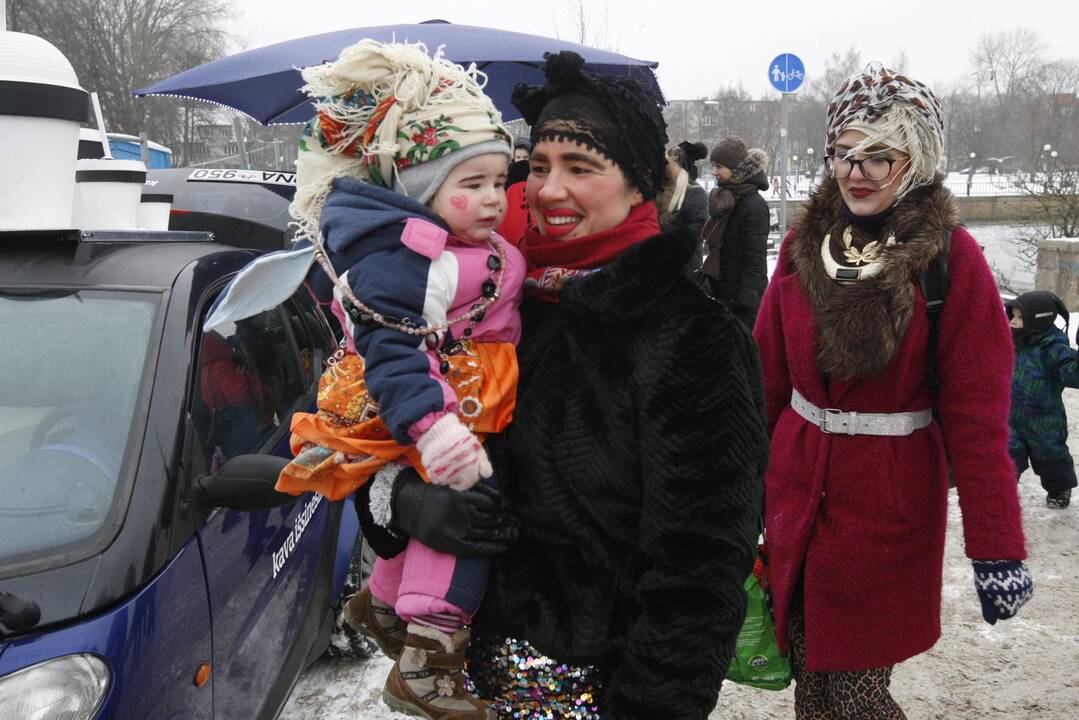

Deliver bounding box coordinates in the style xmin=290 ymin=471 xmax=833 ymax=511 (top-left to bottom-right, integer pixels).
xmin=788 ymin=606 xmax=907 ymax=720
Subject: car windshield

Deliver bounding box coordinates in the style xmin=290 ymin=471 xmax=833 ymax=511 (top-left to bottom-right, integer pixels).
xmin=0 ymin=288 xmax=159 ymax=566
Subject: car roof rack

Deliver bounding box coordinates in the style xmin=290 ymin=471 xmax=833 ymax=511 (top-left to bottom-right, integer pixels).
xmin=0 ymin=229 xmax=215 ymax=244
xmin=77 ymin=230 xmax=215 ymax=244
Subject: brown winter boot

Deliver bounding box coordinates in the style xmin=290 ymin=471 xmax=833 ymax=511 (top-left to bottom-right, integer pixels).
xmin=382 ymin=622 xmax=494 ymax=720
xmin=342 ymin=587 xmax=406 ymax=660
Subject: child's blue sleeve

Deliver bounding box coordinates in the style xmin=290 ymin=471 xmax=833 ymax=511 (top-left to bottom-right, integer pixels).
xmin=1048 ymin=338 xmax=1079 ymax=389
xmin=345 ymin=245 xmax=457 ymax=445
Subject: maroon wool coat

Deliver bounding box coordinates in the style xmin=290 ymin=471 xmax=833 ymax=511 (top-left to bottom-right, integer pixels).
xmin=754 ymin=225 xmax=1027 ymax=671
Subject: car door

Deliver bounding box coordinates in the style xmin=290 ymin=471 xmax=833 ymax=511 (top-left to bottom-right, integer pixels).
xmin=186 ymin=296 xmax=334 ymax=720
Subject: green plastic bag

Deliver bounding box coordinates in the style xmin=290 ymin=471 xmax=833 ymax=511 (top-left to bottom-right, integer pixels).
xmin=726 ymin=547 xmax=792 ymax=690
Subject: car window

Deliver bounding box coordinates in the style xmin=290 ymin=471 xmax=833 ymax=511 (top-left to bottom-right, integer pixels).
xmin=192 ymin=307 xmax=306 ymax=471
xmin=0 ymin=289 xmax=159 ymax=564
xmin=285 ymin=291 xmax=336 ymax=381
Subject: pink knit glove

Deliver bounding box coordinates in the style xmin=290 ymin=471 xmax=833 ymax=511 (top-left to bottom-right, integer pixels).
xmin=415 ymin=414 xmax=492 ymax=491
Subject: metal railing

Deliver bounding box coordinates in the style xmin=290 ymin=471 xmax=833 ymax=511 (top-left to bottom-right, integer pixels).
xmin=189 ymin=141 xmax=296 ymax=170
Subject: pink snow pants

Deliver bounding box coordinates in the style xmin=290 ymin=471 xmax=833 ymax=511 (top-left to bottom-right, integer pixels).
xmin=367 ymin=536 xmax=490 ymax=623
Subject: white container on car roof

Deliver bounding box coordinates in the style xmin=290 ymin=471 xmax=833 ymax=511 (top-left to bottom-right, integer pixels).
xmin=78 ymin=127 xmax=107 ymax=160
xmin=72 ymin=158 xmax=148 ymax=230
xmin=0 ymin=31 xmax=90 ymax=230
xmin=138 ymin=192 xmax=173 ymax=231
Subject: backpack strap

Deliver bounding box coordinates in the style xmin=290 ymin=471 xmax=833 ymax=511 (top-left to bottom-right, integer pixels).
xmin=920 ymin=230 xmax=952 ymax=388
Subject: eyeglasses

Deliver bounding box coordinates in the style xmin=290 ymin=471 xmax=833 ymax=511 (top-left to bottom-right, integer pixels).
xmin=824 ymin=155 xmax=900 ymax=181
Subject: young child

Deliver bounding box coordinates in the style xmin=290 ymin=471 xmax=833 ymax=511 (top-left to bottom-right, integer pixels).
xmin=1006 ymin=290 xmax=1079 ymax=508
xmin=210 ymin=40 xmax=523 ymax=720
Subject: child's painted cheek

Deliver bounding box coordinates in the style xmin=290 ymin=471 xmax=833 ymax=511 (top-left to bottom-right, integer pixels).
xmin=450 ymin=195 xmax=469 ymax=210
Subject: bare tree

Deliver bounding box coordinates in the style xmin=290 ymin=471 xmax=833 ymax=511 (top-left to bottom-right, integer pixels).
xmin=993 ymin=163 xmax=1079 ymax=292
xmin=9 ymin=0 xmax=236 ymax=165
xmin=970 ymin=28 xmax=1048 ymax=107
xmin=1012 ymin=165 xmax=1079 ymax=239
xmin=552 ymin=0 xmax=614 ymax=50
xmin=890 ymin=50 xmax=910 ymax=73
xmin=807 ymin=47 xmax=863 ymax=102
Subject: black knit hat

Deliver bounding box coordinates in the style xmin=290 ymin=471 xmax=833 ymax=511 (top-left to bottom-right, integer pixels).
xmin=675 ymin=141 xmax=707 ymax=181
xmin=511 ymin=51 xmax=668 ymax=200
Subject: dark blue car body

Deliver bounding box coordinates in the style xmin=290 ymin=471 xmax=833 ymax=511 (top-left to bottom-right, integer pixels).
xmin=0 ymin=231 xmax=356 ymax=719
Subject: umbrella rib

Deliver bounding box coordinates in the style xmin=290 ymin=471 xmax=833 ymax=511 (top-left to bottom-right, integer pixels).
xmin=266 ymin=94 xmax=315 ymax=125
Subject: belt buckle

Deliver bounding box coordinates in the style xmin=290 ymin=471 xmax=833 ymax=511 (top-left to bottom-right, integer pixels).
xmin=820 ymin=408 xmax=842 ymax=434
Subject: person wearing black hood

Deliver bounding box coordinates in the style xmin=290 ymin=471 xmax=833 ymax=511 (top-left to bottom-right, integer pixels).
xmin=702 ymin=135 xmax=771 ymax=328
xmin=1006 ymin=290 xmax=1079 ymax=508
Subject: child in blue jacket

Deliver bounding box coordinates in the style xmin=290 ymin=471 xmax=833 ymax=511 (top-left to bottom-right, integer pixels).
xmin=1006 ymin=290 xmax=1079 ymax=508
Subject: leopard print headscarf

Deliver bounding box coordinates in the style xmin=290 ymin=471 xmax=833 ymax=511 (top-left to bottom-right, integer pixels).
xmin=825 ymin=63 xmax=944 ymax=201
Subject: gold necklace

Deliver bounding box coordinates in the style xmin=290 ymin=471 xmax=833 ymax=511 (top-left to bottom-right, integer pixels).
xmin=820 ymin=225 xmax=897 ymax=282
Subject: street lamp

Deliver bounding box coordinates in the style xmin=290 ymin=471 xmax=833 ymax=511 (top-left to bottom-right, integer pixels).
xmin=967 ymin=152 xmax=976 ymax=197
xmin=806 ymin=147 xmax=815 ymax=181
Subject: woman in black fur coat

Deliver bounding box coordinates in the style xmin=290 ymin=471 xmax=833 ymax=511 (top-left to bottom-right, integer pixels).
xmin=354 ymin=52 xmax=768 ymax=720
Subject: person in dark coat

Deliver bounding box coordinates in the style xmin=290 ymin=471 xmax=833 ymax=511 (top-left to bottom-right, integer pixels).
xmin=512 ymin=136 xmax=531 ymax=163
xmin=754 ymin=63 xmax=1032 ymax=719
xmin=673 ymin=140 xmax=709 ymax=234
xmin=354 ymin=51 xmax=768 ymax=719
xmin=1006 ymin=290 xmax=1079 ymax=508
xmin=702 ymin=136 xmax=770 ymax=328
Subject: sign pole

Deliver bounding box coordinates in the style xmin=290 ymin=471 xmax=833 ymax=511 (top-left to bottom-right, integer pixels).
xmin=779 ymin=93 xmax=789 ymax=240
xmin=767 ymin=52 xmax=805 ymax=244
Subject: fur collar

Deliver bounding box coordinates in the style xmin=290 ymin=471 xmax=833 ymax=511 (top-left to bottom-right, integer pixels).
xmin=560 ymin=225 xmax=698 ymax=323
xmin=788 ymin=175 xmax=959 ymax=379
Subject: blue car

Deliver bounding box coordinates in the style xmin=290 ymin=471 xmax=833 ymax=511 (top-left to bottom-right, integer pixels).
xmin=0 ymin=228 xmax=357 ymax=719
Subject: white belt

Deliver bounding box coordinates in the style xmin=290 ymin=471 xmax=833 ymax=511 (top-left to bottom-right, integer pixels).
xmin=790 ymin=389 xmax=932 ymax=436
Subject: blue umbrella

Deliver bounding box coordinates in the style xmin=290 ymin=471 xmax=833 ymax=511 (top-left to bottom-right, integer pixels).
xmin=134 ymin=19 xmax=662 ymax=125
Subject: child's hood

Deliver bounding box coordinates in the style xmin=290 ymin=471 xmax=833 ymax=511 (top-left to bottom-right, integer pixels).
xmin=319 ymin=177 xmax=448 ymax=257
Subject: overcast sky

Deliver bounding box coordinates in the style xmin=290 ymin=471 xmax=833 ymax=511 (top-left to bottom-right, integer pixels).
xmin=232 ymin=0 xmax=1076 ymax=100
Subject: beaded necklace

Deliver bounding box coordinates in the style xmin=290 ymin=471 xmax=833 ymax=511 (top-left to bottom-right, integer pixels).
xmin=311 ymin=230 xmax=508 ymax=338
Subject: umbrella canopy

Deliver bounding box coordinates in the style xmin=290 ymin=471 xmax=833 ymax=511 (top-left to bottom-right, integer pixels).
xmin=134 ymin=20 xmax=662 ymax=125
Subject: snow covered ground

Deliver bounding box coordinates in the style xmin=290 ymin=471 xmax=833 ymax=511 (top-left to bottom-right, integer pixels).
xmin=282 ymin=228 xmax=1078 ymax=720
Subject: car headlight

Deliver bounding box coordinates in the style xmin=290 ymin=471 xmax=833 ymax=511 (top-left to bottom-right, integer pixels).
xmin=0 ymin=654 xmax=109 ymax=720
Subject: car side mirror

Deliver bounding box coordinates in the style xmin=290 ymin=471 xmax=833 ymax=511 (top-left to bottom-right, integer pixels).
xmin=197 ymin=454 xmax=300 ymax=511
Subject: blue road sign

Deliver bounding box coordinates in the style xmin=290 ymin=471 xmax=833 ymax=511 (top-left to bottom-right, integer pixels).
xmin=768 ymin=53 xmax=805 ymax=93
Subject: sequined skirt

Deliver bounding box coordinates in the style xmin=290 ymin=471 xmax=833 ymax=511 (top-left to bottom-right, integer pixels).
xmin=466 ymin=636 xmax=606 ymax=719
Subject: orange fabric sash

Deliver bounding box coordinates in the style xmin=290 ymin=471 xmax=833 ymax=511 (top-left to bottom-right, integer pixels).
xmin=276 ymin=340 xmax=517 ymax=500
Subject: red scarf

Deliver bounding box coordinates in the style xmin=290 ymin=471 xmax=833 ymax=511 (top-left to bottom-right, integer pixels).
xmin=523 ymin=201 xmax=660 ymax=301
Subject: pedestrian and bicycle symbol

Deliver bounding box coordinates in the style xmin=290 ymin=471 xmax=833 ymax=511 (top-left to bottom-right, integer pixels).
xmin=768 ymin=53 xmax=805 ymax=93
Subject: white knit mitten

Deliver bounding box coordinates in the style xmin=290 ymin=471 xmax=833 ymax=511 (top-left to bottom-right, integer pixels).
xmin=415 ymin=414 xmax=491 ymax=491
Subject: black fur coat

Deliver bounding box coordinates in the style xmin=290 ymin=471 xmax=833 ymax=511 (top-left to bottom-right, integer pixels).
xmin=474 ymin=226 xmax=767 ymax=719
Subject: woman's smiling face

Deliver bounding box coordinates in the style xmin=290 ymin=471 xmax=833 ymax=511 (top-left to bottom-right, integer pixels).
xmin=526 ymin=138 xmax=643 ymax=240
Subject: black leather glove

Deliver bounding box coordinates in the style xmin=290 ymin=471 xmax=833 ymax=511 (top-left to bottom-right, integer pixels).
xmin=390 ymin=469 xmax=518 ymax=556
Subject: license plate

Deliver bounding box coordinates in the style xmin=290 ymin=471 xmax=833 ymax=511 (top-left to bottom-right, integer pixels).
xmin=186 ymin=169 xmax=296 ymax=187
